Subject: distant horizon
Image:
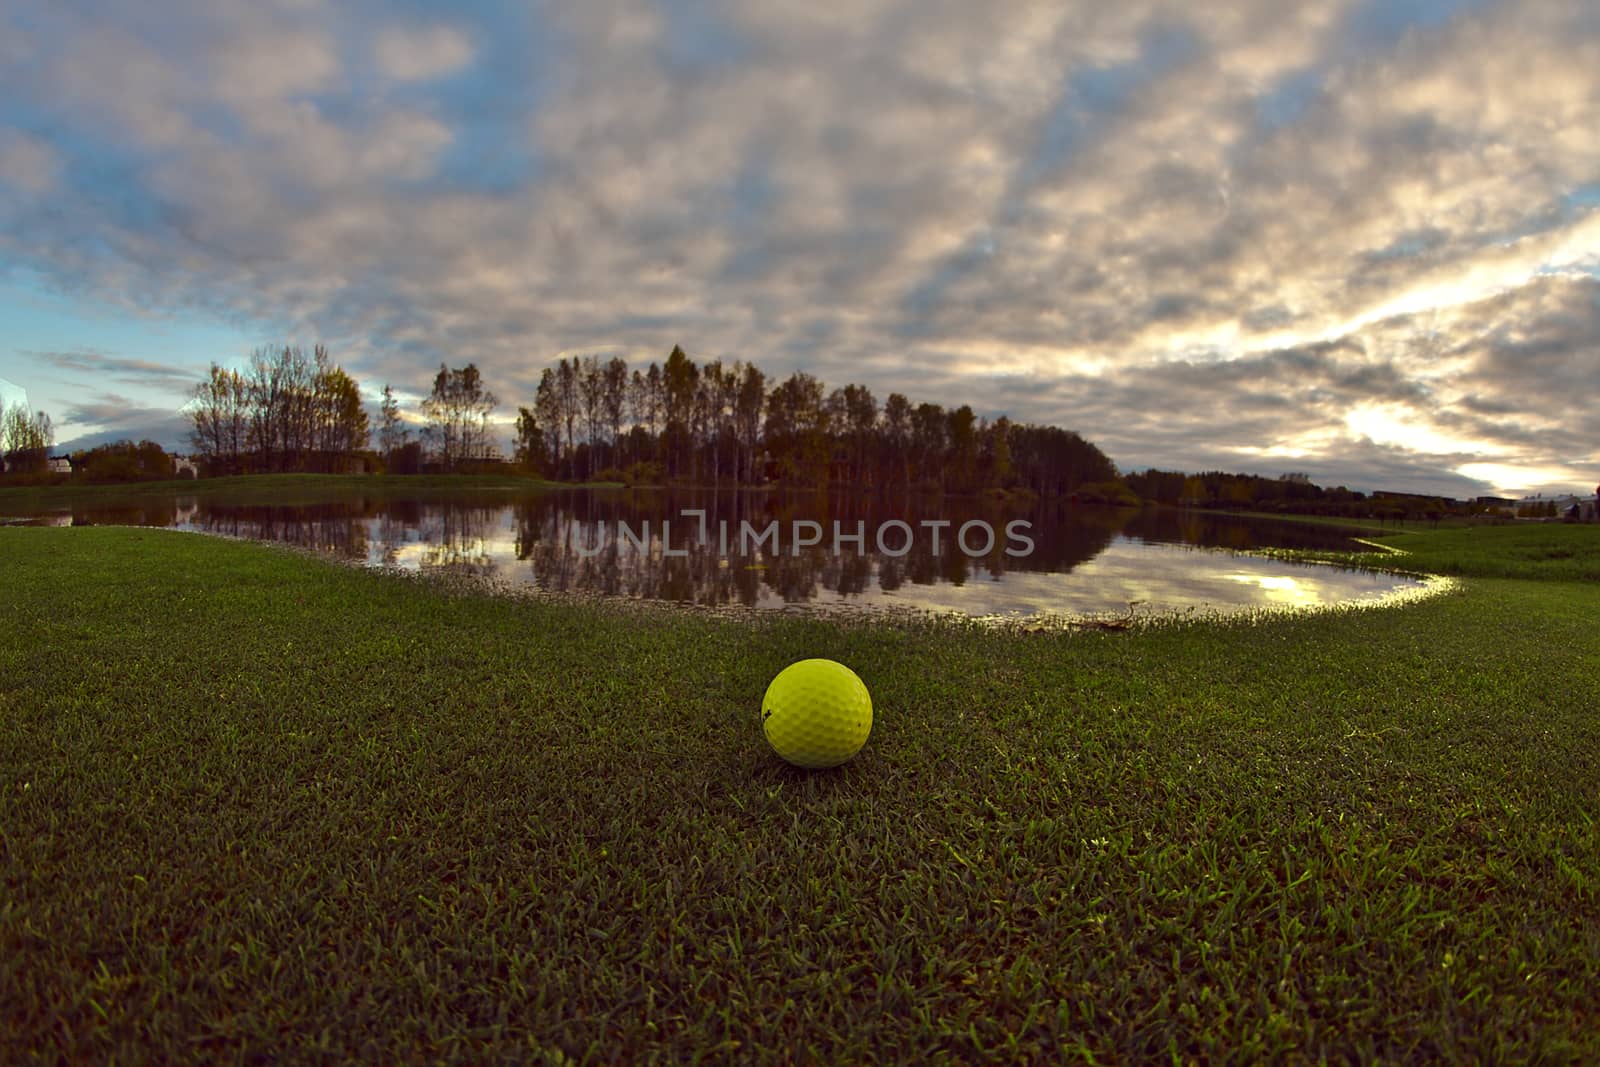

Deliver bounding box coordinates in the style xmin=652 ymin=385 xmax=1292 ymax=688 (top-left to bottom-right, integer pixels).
xmin=23 ymin=360 xmax=1600 ymax=502
xmin=3 ymin=1 xmax=1598 ymax=500
xmin=32 ymin=431 xmax=1600 ymax=505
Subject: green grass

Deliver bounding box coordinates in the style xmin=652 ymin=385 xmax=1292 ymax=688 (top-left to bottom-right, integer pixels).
xmin=1274 ymin=522 xmax=1600 ymax=582
xmin=1209 ymin=508 xmax=1477 ymax=534
xmin=3 ymin=523 xmax=1599 ymax=1062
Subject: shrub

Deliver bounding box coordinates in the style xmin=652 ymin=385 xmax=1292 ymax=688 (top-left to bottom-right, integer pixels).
xmin=623 ymin=461 xmax=666 ymax=486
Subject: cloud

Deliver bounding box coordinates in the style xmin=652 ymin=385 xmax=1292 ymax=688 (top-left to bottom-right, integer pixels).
xmin=54 ymin=391 xmax=191 ymax=452
xmin=375 ymin=25 xmax=474 ymax=83
xmin=0 ymin=130 xmax=58 ymax=193
xmin=28 ymin=349 xmax=200 ymax=390
xmin=56 ymin=420 xmax=192 ymax=454
xmin=0 ymin=0 xmax=1598 ymax=495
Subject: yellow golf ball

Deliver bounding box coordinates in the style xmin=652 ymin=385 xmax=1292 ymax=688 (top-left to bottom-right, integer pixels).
xmin=760 ymin=659 xmax=872 ymax=769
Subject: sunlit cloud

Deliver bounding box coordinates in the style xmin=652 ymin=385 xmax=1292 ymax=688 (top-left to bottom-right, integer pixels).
xmin=1453 ymin=462 xmax=1591 ymax=497
xmin=1343 ymin=403 xmax=1483 ymax=457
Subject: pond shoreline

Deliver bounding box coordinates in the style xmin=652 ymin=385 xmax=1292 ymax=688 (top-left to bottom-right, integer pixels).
xmin=1 ymin=482 xmax=1430 ymax=620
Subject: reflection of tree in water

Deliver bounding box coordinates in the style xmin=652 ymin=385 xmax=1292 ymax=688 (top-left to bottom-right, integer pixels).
xmin=1119 ymin=508 xmax=1359 ymax=551
xmin=412 ymin=502 xmax=499 ymax=575
xmin=186 ymin=500 xmax=373 ymax=560
xmin=71 ymin=501 xmax=182 ymax=527
xmin=156 ymin=488 xmax=1138 ymax=607
xmin=498 ymin=488 xmax=1129 ymax=606
xmin=375 ymin=499 xmax=423 ymax=568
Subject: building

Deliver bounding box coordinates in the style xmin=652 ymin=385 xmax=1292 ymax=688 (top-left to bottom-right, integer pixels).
xmin=47 ymin=456 xmax=71 ymax=475
xmin=1550 ymin=494 xmax=1597 ymax=520
xmin=173 ymin=455 xmax=199 ymax=478
xmin=1519 ymin=494 xmax=1599 ymax=520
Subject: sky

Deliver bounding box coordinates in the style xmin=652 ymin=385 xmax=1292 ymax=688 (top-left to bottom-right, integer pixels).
xmin=1 ymin=0 xmax=1598 ymax=499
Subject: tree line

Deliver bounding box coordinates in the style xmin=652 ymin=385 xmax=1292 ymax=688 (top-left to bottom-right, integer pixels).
xmin=1124 ymin=469 xmax=1368 ymax=510
xmin=187 ymin=345 xmax=371 ymax=474
xmin=506 ymin=344 xmax=1118 ymax=496
xmin=1125 ymin=468 xmax=1474 ymax=521
xmin=180 ymin=341 xmax=1121 ymax=496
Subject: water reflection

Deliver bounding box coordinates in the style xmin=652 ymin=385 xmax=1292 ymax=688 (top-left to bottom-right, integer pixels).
xmin=12 ymin=488 xmax=1420 ymax=619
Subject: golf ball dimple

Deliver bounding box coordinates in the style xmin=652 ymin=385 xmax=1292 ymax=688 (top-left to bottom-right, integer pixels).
xmin=761 ymin=659 xmax=872 ymax=769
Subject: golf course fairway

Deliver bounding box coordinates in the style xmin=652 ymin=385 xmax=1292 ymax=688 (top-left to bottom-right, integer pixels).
xmin=3 ymin=523 xmax=1597 ymax=1061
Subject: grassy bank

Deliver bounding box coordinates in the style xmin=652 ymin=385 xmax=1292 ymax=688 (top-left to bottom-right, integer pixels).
xmin=3 ymin=524 xmax=1598 ymax=1062
xmin=1272 ymin=522 xmax=1600 ymax=582
xmin=0 ymin=472 xmax=622 ymax=512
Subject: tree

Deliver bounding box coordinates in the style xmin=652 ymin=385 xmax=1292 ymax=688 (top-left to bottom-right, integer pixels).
xmin=208 ymin=345 xmax=369 ymax=473
xmin=315 ymin=366 xmax=369 ymax=468
xmin=420 ymin=363 xmax=497 ymax=469
xmin=733 ymin=362 xmax=765 ymax=485
xmin=186 ymin=363 xmax=249 ymax=474
xmin=699 ymin=359 xmax=732 ymax=487
xmin=987 ymin=415 xmax=1014 ymax=488
xmin=514 ymin=406 xmax=548 ymax=473
xmin=2 ymin=403 xmax=53 ymax=473
xmin=556 ymin=358 xmax=579 ymax=477
xmin=602 ymin=357 xmax=628 ymax=467
xmin=241 ymin=343 xmax=325 ymax=471
xmin=764 ymin=372 xmax=829 ymax=486
xmin=577 ymin=355 xmax=605 ymax=478
xmin=627 ymin=369 xmax=651 ymax=447
xmin=1010 ymin=425 xmax=1118 ymax=498
xmin=244 ymin=345 xmax=289 ymax=470
xmin=535 ymin=368 xmax=564 ymax=475
xmin=840 ymin=383 xmax=877 ymax=488
xmin=881 ymin=392 xmax=911 ymax=489
xmin=946 ymin=405 xmax=978 ymax=493
xmin=379 ymin=385 xmax=410 ymax=458
xmin=910 ymin=402 xmax=946 ymax=489
xmin=70 ymin=440 xmax=174 ymax=483
xmin=645 ymin=362 xmax=664 ymax=438
xmin=662 ymin=345 xmax=698 ymax=480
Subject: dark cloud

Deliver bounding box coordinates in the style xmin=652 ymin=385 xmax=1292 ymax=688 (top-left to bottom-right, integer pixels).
xmin=54 ymin=392 xmax=190 ymax=452
xmin=56 ymin=420 xmax=189 ymax=454
xmin=28 ymin=349 xmax=198 ymax=390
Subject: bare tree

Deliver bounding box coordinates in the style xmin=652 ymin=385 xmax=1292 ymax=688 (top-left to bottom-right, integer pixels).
xmin=733 ymin=362 xmax=765 ymax=485
xmin=629 ymin=362 xmax=665 ymax=446
xmin=244 ymin=346 xmax=286 ymax=470
xmin=556 ymin=358 xmax=579 ymax=475
xmin=602 ymin=356 xmax=628 ymax=468
xmin=186 ymin=363 xmax=249 ymax=474
xmin=420 ymin=363 xmax=497 ymax=469
xmin=578 ymin=354 xmax=604 ymax=478
xmin=2 ymin=402 xmax=54 ymax=473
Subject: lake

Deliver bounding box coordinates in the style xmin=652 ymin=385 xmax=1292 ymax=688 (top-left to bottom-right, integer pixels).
xmin=10 ymin=488 xmax=1425 ymax=620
